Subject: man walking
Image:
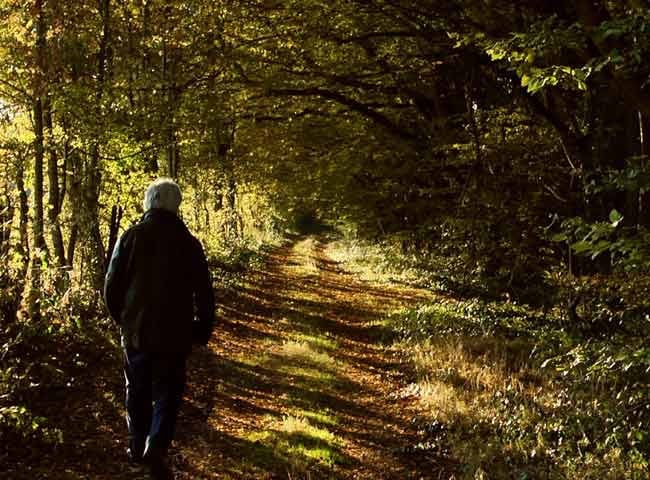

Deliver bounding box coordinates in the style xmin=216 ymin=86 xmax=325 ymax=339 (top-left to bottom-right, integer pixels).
xmin=104 ymin=178 xmax=214 ymax=479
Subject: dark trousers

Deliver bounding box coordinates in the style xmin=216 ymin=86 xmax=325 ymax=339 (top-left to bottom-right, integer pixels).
xmin=123 ymin=348 xmax=187 ymax=459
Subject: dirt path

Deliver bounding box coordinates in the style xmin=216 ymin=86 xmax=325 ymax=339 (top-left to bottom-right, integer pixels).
xmin=2 ymin=237 xmax=454 ymax=479
xmin=174 ymin=237 xmax=453 ymax=479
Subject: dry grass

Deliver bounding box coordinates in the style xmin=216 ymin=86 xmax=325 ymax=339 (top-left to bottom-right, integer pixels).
xmin=325 ymin=239 xmax=399 ymax=284
xmin=328 ymin=236 xmax=650 ymax=479
xmin=280 ymin=340 xmax=336 ymax=366
xmin=412 ymin=337 xmax=537 ymax=391
xmin=408 ymin=336 xmax=546 ymax=417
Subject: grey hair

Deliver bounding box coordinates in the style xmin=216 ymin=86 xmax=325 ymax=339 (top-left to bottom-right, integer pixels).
xmin=143 ymin=178 xmax=182 ymax=213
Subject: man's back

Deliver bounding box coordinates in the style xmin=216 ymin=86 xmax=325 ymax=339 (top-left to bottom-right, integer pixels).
xmin=105 ymin=208 xmax=214 ymax=352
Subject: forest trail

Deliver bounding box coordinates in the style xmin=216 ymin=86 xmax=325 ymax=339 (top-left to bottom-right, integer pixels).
xmin=4 ymin=237 xmax=454 ymax=480
xmin=172 ymin=236 xmax=452 ymax=479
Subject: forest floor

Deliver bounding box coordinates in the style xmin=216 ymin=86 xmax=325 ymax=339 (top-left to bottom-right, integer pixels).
xmin=3 ymin=236 xmax=456 ymax=479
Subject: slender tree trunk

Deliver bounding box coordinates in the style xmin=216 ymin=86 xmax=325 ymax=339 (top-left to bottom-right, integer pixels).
xmin=29 ymin=96 xmax=46 ymax=321
xmin=142 ymin=2 xmax=159 ymax=174
xmin=67 ymin=225 xmax=78 ymax=269
xmin=63 ymin=124 xmax=79 ymax=272
xmin=167 ymin=123 xmax=179 ymax=178
xmin=15 ymin=153 xmax=29 ymax=265
xmin=44 ymin=96 xmax=66 ymax=269
xmin=622 ymin=110 xmax=640 ymax=227
xmin=638 ymin=111 xmax=650 ymax=226
xmin=162 ymin=39 xmax=180 ymax=178
xmin=1 ymin=153 xmax=26 ymax=323
xmin=84 ymin=144 xmax=105 ymax=287
xmin=216 ymin=119 xmax=242 ymax=240
xmin=67 ymin=146 xmax=82 ymax=271
xmin=104 ymin=205 xmax=122 ymax=271
xmin=81 ymin=0 xmax=110 ymax=289
xmin=27 ymin=0 xmax=48 ymax=321
xmin=145 ymin=151 xmax=158 ymax=173
xmin=0 ymin=184 xmax=13 ymax=258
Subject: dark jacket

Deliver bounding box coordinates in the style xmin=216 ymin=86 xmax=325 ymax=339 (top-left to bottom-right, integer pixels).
xmin=103 ymin=208 xmax=215 ymax=352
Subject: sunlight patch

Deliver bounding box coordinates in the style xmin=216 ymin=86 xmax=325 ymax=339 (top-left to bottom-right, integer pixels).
xmin=235 ymin=351 xmax=270 ymax=368
xmin=246 ymin=415 xmax=343 ymax=469
xmin=412 ymin=379 xmax=471 ymax=423
xmin=276 ymin=364 xmax=337 ymax=386
xmin=279 ymin=340 xmax=336 ymax=369
xmin=289 ymin=408 xmax=338 ymax=427
xmin=290 ymin=332 xmax=338 ymax=352
xmin=282 ymin=238 xmax=319 ymax=276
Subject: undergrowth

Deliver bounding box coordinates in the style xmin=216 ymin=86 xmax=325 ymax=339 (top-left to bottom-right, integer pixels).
xmin=0 ymin=316 xmax=120 ymax=454
xmin=329 ymin=236 xmax=650 ymax=479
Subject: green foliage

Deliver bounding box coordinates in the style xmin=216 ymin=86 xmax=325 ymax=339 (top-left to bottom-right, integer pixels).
xmin=0 ymin=322 xmax=70 ymax=446
xmin=390 ymin=300 xmax=539 ymax=341
xmin=335 ymin=233 xmax=650 ymax=477
xmin=0 ymin=405 xmax=62 ymax=444
xmin=553 ymin=161 xmax=650 ymax=271
xmin=389 ymin=297 xmax=650 ymax=478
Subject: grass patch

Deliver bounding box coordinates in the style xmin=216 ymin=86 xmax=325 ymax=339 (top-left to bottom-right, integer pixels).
xmin=325 ymin=239 xmax=401 ymax=284
xmin=288 ymin=408 xmax=338 ymax=427
xmin=240 ymin=264 xmax=349 ymax=475
xmin=331 ymin=236 xmax=650 ymax=478
xmin=244 ymin=341 xmax=345 ymax=474
xmin=279 ymin=340 xmax=337 ymax=368
xmin=389 ymin=302 xmax=650 ymax=479
xmin=247 ymin=414 xmax=344 ymax=471
xmin=289 ymin=332 xmax=338 ymax=352
xmin=276 ymin=363 xmax=338 ymax=386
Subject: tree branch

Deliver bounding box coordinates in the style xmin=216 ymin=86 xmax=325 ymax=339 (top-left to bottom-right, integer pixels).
xmin=266 ymin=87 xmax=421 ymax=141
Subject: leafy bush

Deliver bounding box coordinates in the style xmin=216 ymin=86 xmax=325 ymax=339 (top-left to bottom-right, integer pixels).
xmin=390 ymin=300 xmax=541 ymax=341
xmin=0 ymin=405 xmax=62 ymax=445
xmin=0 ymin=323 xmax=67 ymax=447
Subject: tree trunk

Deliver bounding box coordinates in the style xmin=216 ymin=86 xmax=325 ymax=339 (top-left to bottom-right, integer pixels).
xmin=66 ymin=142 xmax=82 ymax=271
xmin=15 ymin=153 xmax=29 ymax=265
xmin=80 ymin=0 xmax=111 ymax=290
xmin=1 ymin=153 xmax=27 ymax=323
xmin=44 ymin=96 xmax=66 ymax=269
xmin=167 ymin=124 xmax=179 ymax=178
xmin=67 ymin=224 xmax=78 ymax=270
xmin=29 ymin=96 xmax=46 ymax=321
xmin=0 ymin=185 xmax=13 ymax=259
xmin=104 ymin=205 xmax=122 ymax=272
xmin=223 ymin=173 xmax=242 ymax=239
xmin=83 ymin=145 xmax=106 ymax=289
xmin=27 ymin=0 xmax=48 ymax=321
xmin=145 ymin=151 xmax=158 ymax=173
xmin=638 ymin=111 xmax=650 ymax=227
xmin=163 ymin=38 xmax=181 ymax=178
xmin=215 ymin=119 xmax=242 ymax=240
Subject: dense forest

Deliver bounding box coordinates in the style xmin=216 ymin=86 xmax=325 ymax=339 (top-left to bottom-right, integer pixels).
xmin=1 ymin=1 xmax=650 ymax=479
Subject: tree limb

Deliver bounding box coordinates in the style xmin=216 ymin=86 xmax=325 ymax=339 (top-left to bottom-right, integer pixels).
xmin=266 ymin=87 xmax=421 ymax=141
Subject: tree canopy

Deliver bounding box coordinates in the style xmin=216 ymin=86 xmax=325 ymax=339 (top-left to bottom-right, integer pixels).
xmin=1 ymin=1 xmax=650 ymax=477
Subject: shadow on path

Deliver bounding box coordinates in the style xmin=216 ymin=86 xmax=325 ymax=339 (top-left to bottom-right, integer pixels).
xmin=173 ymin=237 xmax=456 ymax=479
